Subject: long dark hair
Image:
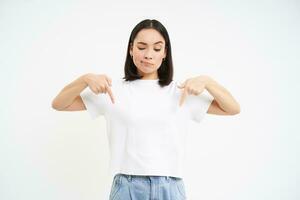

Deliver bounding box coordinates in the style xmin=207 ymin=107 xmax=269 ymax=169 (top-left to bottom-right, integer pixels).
xmin=122 ymin=19 xmax=174 ymax=87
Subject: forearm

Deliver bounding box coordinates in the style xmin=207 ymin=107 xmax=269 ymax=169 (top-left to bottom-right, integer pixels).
xmin=52 ymin=74 xmax=88 ymax=110
xmin=205 ymin=77 xmax=240 ymax=114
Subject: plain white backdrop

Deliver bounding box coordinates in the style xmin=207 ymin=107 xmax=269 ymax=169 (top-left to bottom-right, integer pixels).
xmin=1 ymin=0 xmax=299 ymax=199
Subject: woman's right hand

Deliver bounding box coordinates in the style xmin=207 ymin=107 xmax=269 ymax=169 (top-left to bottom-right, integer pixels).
xmin=83 ymin=73 xmax=115 ymax=104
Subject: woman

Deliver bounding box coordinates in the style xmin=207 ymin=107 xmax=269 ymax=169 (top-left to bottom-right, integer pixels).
xmin=52 ymin=19 xmax=240 ymax=200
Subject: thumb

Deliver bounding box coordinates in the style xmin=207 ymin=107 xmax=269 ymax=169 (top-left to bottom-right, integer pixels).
xmin=177 ymin=81 xmax=186 ymax=89
xmin=177 ymin=84 xmax=184 ymax=89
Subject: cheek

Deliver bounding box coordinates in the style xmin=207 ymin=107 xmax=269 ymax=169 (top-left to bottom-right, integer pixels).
xmin=133 ymin=52 xmax=143 ymax=62
xmin=156 ymin=51 xmax=164 ymax=58
xmin=133 ymin=53 xmax=144 ymax=67
xmin=155 ymin=54 xmax=164 ymax=63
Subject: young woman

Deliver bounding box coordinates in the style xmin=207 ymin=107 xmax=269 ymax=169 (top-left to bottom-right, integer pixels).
xmin=52 ymin=19 xmax=240 ymax=200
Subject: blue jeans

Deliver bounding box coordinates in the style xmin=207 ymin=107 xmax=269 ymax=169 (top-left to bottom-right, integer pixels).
xmin=109 ymin=173 xmax=186 ymax=200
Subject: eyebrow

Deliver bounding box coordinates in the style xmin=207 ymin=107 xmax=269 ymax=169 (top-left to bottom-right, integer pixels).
xmin=137 ymin=41 xmax=164 ymax=45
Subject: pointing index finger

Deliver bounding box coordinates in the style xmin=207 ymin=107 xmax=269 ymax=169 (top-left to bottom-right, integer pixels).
xmin=106 ymin=85 xmax=115 ymax=104
xmin=179 ymin=87 xmax=188 ymax=107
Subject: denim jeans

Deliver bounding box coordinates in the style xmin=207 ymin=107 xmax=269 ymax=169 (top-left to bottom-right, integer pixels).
xmin=109 ymin=173 xmax=186 ymax=200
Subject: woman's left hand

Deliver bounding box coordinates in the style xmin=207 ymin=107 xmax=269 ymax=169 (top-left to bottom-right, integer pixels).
xmin=177 ymin=75 xmax=211 ymax=106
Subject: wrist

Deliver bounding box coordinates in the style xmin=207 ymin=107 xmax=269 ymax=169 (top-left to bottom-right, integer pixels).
xmin=80 ymin=74 xmax=90 ymax=86
xmin=203 ymin=76 xmax=216 ymax=89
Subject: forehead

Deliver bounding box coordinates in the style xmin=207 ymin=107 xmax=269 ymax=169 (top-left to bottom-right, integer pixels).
xmin=134 ymin=29 xmax=165 ymax=45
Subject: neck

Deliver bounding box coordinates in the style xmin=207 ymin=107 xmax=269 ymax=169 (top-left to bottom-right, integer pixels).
xmin=140 ymin=74 xmax=159 ymax=80
xmin=137 ymin=69 xmax=158 ymax=80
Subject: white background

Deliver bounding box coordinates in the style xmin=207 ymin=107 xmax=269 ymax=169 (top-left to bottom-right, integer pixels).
xmin=1 ymin=0 xmax=299 ymax=199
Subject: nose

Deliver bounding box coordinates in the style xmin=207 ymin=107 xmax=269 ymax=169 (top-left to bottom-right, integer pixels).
xmin=144 ymin=49 xmax=153 ymax=60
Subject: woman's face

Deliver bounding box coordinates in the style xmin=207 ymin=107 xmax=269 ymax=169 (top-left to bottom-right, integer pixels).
xmin=130 ymin=28 xmax=167 ymax=79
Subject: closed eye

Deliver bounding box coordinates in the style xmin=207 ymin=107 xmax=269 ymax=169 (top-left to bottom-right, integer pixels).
xmin=138 ymin=47 xmax=161 ymax=52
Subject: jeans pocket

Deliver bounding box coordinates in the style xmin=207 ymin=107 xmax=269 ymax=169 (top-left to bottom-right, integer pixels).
xmin=109 ymin=175 xmax=122 ymax=200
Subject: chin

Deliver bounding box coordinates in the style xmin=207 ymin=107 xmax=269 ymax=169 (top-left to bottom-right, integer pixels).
xmin=139 ymin=66 xmax=155 ymax=73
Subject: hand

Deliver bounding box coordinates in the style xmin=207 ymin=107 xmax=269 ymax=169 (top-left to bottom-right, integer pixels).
xmin=83 ymin=73 xmax=115 ymax=104
xmin=177 ymin=75 xmax=210 ymax=106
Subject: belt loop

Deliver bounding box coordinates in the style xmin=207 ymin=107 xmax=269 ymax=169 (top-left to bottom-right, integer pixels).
xmin=116 ymin=173 xmax=122 ymax=184
xmin=128 ymin=174 xmax=132 ymax=182
xmin=166 ymin=176 xmax=170 ymax=181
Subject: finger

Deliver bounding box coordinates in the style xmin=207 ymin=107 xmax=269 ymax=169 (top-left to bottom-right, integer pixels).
xmin=177 ymin=84 xmax=184 ymax=89
xmin=95 ymin=85 xmax=102 ymax=94
xmin=191 ymin=89 xmax=198 ymax=95
xmin=98 ymin=85 xmax=105 ymax=94
xmin=91 ymin=84 xmax=100 ymax=94
xmin=106 ymin=85 xmax=115 ymax=104
xmin=177 ymin=80 xmax=186 ymax=89
xmin=105 ymin=76 xmax=112 ymax=86
xmin=192 ymin=88 xmax=200 ymax=95
xmin=179 ymin=87 xmax=188 ymax=107
xmin=92 ymin=86 xmax=99 ymax=94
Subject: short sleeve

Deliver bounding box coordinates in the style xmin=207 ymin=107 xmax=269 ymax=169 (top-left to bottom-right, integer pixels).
xmin=186 ymin=90 xmax=214 ymax=123
xmin=80 ymin=87 xmax=109 ymax=120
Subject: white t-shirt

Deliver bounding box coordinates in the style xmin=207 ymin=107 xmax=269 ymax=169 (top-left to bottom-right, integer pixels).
xmin=80 ymin=78 xmax=213 ymax=179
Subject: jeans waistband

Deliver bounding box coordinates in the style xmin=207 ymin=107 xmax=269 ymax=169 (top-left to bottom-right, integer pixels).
xmin=115 ymin=173 xmax=181 ymax=183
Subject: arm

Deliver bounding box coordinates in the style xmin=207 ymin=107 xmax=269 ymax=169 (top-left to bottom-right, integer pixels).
xmin=205 ymin=77 xmax=240 ymax=115
xmin=51 ymin=74 xmax=88 ymax=111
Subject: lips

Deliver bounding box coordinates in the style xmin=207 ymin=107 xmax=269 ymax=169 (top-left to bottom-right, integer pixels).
xmin=141 ymin=61 xmax=153 ymax=65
